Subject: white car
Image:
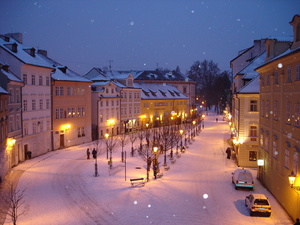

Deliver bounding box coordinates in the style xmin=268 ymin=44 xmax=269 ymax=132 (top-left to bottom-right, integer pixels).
xmin=232 ymin=168 xmax=254 ymax=190
xmin=245 ymin=194 xmax=271 ymax=217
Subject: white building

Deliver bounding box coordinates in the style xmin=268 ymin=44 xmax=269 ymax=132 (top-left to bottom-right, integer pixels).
xmin=0 ymin=33 xmax=53 ymax=158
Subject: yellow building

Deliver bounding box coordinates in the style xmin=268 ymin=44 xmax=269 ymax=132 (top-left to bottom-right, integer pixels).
xmin=51 ymin=66 xmax=92 ymax=149
xmin=255 ymin=14 xmax=300 ymax=221
xmin=135 ymin=82 xmax=188 ymax=127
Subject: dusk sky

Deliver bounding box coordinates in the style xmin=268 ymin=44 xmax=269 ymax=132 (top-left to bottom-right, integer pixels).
xmin=0 ymin=0 xmax=299 ymax=75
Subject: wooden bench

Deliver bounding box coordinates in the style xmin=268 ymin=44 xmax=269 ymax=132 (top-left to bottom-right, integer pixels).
xmin=130 ymin=178 xmax=145 ymax=186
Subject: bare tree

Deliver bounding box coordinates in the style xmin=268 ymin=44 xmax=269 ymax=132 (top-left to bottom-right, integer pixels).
xmin=129 ymin=132 xmax=137 ymax=156
xmin=118 ymin=133 xmax=129 ymax=162
xmin=0 ymin=183 xmax=28 ymax=225
xmin=105 ymin=135 xmax=118 ymax=169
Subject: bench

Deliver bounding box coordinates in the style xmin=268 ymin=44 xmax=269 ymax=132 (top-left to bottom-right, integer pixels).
xmin=130 ymin=178 xmax=145 ymax=186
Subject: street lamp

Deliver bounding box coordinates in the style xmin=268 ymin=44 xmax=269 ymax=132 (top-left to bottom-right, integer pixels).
xmin=153 ymin=146 xmax=158 ymax=179
xmin=105 ymin=133 xmax=109 ymax=160
xmin=179 ymin=129 xmax=184 ymax=152
xmin=289 ymin=170 xmax=296 ymax=188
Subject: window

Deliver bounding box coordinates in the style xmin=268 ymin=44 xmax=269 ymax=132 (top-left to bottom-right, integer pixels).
xmin=294 ymin=152 xmax=299 ymax=174
xmin=39 ymin=75 xmax=43 ymax=85
xmin=67 ymin=108 xmax=75 ymax=117
xmin=265 ymin=100 xmax=270 ymax=118
xmin=67 ymin=87 xmax=72 ymax=96
xmin=183 ymin=87 xmax=187 ymax=93
xmin=250 ymin=100 xmax=258 ymax=112
xmin=32 ymin=99 xmax=36 ymax=110
xmin=273 ymin=100 xmax=278 ymax=120
xmin=272 ymin=140 xmax=277 ymax=158
xmin=286 ymin=102 xmax=291 ymax=124
xmin=32 ymin=122 xmax=37 ymax=134
xmin=261 ymin=76 xmax=265 ymax=86
xmin=295 ymin=103 xmax=300 ymax=127
xmin=16 ymin=89 xmax=20 ymax=103
xmin=23 ymin=74 xmax=27 ymax=84
xmin=24 ymin=123 xmax=28 ymax=136
xmin=55 ymin=108 xmax=64 ymax=119
xmin=274 ymin=72 xmax=279 ymax=84
xmin=59 ymin=87 xmax=64 ymax=96
xmin=111 ymin=88 xmax=114 ymax=94
xmin=284 ymin=148 xmax=290 ymax=169
xmin=249 ymin=125 xmax=257 ymax=137
xmin=46 ymin=99 xmax=50 ymax=109
xmin=55 ymin=87 xmax=60 ymax=96
xmin=266 ymin=74 xmax=270 ymax=86
xmin=249 ymin=151 xmax=257 ymax=161
xmin=23 ymin=100 xmax=28 ymax=111
xmin=31 ymin=75 xmax=36 ymax=85
xmin=39 ymin=99 xmax=43 ymax=110
xmin=265 ymin=135 xmax=269 ymax=152
xmin=46 ymin=77 xmax=50 ymax=86
xmin=296 ymin=65 xmax=300 ymax=81
xmin=106 ymin=101 xmax=109 ymax=107
xmin=287 ymin=67 xmax=292 ymax=83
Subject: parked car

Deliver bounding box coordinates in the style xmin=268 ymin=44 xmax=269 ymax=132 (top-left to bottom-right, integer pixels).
xmin=245 ymin=193 xmax=271 ymax=217
xmin=232 ymin=168 xmax=254 ymax=190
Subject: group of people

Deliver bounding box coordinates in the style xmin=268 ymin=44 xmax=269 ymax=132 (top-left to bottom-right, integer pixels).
xmin=86 ymin=148 xmax=97 ymax=159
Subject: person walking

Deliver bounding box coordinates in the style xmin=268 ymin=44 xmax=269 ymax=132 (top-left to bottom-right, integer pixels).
xmin=86 ymin=148 xmax=90 ymax=159
xmin=225 ymin=147 xmax=231 ymax=159
xmin=92 ymin=148 xmax=97 ymax=159
xmin=295 ymin=218 xmax=300 ymax=225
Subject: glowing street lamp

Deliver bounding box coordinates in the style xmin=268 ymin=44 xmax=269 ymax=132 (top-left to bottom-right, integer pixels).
xmin=153 ymin=146 xmax=159 ymax=179
xmin=289 ymin=171 xmax=296 ymax=188
xmin=105 ymin=133 xmax=109 ymax=159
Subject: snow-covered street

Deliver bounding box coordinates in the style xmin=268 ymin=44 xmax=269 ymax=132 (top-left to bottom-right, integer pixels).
xmin=3 ymin=115 xmax=293 ymax=225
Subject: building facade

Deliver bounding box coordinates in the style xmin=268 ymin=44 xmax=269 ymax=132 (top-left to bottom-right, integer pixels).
xmin=0 ymin=33 xmax=53 ymax=159
xmin=255 ymin=15 xmax=300 ymax=221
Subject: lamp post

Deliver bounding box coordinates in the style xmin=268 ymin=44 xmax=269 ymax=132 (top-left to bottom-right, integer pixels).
xmin=179 ymin=129 xmax=183 ymax=153
xmin=153 ymin=146 xmax=158 ymax=179
xmin=289 ymin=170 xmax=296 ymax=188
xmin=105 ymin=133 xmax=109 ymax=160
xmin=192 ymin=120 xmax=196 ymax=138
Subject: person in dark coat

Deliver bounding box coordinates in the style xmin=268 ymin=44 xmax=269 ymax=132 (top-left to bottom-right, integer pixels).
xmin=86 ymin=148 xmax=90 ymax=159
xmin=295 ymin=218 xmax=300 ymax=225
xmin=92 ymin=148 xmax=97 ymax=159
xmin=226 ymin=147 xmax=231 ymax=159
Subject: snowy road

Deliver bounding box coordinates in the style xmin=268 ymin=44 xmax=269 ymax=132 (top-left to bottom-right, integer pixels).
xmin=4 ymin=115 xmax=292 ymax=225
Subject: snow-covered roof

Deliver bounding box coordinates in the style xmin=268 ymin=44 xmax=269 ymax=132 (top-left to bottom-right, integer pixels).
xmin=266 ymin=36 xmax=293 ymax=42
xmin=0 ymin=68 xmax=21 ymax=82
xmin=37 ymin=53 xmax=91 ymax=82
xmin=0 ymin=85 xmax=8 ymax=94
xmin=0 ymin=36 xmax=53 ymax=69
xmin=237 ymin=75 xmax=260 ymax=94
xmin=255 ymin=45 xmax=300 ymax=70
xmin=237 ymin=51 xmax=266 ymax=80
xmin=134 ymin=82 xmax=187 ymax=100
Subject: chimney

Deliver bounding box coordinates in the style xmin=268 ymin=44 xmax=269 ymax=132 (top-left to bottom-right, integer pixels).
xmin=38 ymin=49 xmax=48 ymax=57
xmin=5 ymin=33 xmax=23 ymax=44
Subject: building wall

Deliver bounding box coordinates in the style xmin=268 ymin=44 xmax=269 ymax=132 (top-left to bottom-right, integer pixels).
xmin=52 ymin=80 xmax=92 ymax=150
xmin=0 ymin=92 xmax=8 ymax=182
xmin=20 ymin=64 xmax=52 ymax=158
xmin=140 ymin=98 xmax=188 ymax=127
xmin=257 ymin=50 xmax=300 ymax=221
xmin=234 ymin=93 xmax=259 ymax=167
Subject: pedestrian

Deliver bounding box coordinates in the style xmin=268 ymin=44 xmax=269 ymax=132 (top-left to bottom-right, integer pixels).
xmin=216 ymin=118 xmax=218 ymax=122
xmin=202 ymin=123 xmax=204 ymax=129
xmin=86 ymin=148 xmax=90 ymax=159
xmin=92 ymin=148 xmax=97 ymax=159
xmin=170 ymin=149 xmax=173 ymax=159
xmin=295 ymin=218 xmax=300 ymax=225
xmin=181 ymin=146 xmax=186 ymax=153
xmin=226 ymin=147 xmax=231 ymax=159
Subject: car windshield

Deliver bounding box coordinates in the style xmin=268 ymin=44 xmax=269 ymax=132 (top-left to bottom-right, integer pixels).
xmin=254 ymin=199 xmax=269 ymax=205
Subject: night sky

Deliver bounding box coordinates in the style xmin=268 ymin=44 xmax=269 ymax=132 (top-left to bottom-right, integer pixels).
xmin=0 ymin=0 xmax=299 ymax=75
